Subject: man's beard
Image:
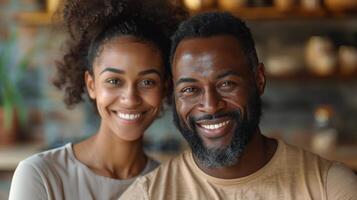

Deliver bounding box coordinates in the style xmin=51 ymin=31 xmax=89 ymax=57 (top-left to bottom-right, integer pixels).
xmin=173 ymin=88 xmax=262 ymax=168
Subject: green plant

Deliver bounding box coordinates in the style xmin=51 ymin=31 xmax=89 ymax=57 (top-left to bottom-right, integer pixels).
xmin=0 ymin=30 xmax=35 ymax=131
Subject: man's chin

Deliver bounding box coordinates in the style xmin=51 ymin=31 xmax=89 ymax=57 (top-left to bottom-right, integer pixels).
xmin=192 ymin=145 xmax=241 ymax=168
xmin=199 ymin=136 xmax=233 ymax=150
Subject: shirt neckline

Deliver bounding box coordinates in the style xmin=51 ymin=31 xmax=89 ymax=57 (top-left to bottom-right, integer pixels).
xmin=65 ymin=143 xmax=155 ymax=183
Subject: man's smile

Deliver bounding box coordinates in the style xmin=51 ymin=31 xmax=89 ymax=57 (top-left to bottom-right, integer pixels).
xmin=195 ymin=117 xmax=235 ymax=140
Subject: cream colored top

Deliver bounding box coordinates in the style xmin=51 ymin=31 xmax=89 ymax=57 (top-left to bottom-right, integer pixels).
xmin=9 ymin=143 xmax=159 ymax=200
xmin=120 ymin=140 xmax=357 ymax=200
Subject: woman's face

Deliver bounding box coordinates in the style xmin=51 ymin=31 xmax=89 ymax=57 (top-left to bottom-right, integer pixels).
xmin=85 ymin=36 xmax=165 ymax=141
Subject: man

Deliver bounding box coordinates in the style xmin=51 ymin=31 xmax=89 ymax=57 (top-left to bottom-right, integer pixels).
xmin=120 ymin=12 xmax=357 ymax=199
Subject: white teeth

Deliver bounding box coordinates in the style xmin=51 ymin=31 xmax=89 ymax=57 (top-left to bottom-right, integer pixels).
xmin=117 ymin=112 xmax=141 ymax=120
xmin=201 ymin=121 xmax=230 ymax=130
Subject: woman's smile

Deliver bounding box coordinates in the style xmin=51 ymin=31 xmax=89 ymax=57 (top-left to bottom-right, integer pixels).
xmin=112 ymin=110 xmax=146 ymax=124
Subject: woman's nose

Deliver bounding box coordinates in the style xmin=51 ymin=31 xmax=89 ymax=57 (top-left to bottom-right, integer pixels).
xmin=120 ymin=85 xmax=142 ymax=108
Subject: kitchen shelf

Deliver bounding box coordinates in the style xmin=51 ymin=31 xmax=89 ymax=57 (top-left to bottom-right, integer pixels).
xmin=191 ymin=7 xmax=357 ymax=20
xmin=267 ymin=73 xmax=357 ymax=82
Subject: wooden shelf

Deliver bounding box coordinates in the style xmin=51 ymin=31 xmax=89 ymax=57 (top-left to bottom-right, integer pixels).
xmin=191 ymin=7 xmax=357 ymax=20
xmin=267 ymin=73 xmax=357 ymax=82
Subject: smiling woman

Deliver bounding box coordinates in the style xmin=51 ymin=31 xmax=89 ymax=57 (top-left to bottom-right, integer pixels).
xmin=85 ymin=36 xmax=165 ymax=141
xmin=8 ymin=0 xmax=187 ymax=199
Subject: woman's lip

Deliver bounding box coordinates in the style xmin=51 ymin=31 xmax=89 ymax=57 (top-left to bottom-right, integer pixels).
xmin=113 ymin=110 xmax=146 ymax=114
xmin=112 ymin=110 xmax=146 ymax=124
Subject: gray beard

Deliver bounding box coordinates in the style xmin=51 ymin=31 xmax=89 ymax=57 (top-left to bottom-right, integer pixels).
xmin=193 ymin=137 xmax=244 ymax=168
xmin=193 ymin=113 xmax=252 ymax=168
xmin=173 ymin=90 xmax=261 ymax=168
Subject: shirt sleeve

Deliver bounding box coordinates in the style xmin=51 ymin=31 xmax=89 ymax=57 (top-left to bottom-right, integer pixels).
xmin=326 ymin=162 xmax=357 ymax=200
xmin=119 ymin=178 xmax=149 ymax=200
xmin=8 ymin=161 xmax=48 ymax=200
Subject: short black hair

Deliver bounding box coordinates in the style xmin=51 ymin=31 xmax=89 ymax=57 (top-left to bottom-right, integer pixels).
xmin=170 ymin=12 xmax=259 ymax=72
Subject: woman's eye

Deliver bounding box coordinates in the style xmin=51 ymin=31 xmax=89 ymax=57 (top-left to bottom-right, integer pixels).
xmin=139 ymin=79 xmax=156 ymax=88
xmin=105 ymin=78 xmax=121 ymax=86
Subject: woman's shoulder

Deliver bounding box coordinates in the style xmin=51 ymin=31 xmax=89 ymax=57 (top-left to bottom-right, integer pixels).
xmin=19 ymin=143 xmax=75 ymax=172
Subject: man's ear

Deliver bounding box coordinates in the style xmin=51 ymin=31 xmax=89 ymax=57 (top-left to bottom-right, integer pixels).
xmin=255 ymin=63 xmax=266 ymax=96
xmin=85 ymin=71 xmax=96 ymax=99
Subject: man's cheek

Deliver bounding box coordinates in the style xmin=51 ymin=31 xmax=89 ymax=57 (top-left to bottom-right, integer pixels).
xmin=177 ymin=102 xmax=195 ymax=129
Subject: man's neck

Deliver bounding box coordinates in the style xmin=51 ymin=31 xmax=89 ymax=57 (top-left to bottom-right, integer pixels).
xmin=194 ymin=131 xmax=278 ymax=179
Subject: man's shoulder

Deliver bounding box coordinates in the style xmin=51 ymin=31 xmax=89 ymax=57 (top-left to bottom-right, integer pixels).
xmin=278 ymin=140 xmax=332 ymax=162
xmin=275 ymin=140 xmax=334 ymax=174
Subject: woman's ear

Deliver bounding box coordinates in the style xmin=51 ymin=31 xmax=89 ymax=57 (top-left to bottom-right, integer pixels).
xmin=85 ymin=71 xmax=96 ymax=99
xmin=255 ymin=63 xmax=266 ymax=96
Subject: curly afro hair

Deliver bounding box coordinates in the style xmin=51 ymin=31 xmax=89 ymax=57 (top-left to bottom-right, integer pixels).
xmin=53 ymin=0 xmax=187 ymax=108
xmin=170 ymin=12 xmax=259 ymax=72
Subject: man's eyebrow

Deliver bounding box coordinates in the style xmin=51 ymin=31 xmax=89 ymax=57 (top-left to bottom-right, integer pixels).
xmin=175 ymin=78 xmax=198 ymax=86
xmin=216 ymin=70 xmax=242 ymax=80
xmin=100 ymin=67 xmax=124 ymax=75
xmin=138 ymin=69 xmax=161 ymax=77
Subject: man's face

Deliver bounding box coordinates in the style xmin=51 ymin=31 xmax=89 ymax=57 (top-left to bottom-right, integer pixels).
xmin=172 ymin=35 xmax=265 ymax=168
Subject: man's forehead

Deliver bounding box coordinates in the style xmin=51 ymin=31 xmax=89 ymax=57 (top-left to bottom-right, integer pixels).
xmin=172 ymin=35 xmax=247 ymax=77
xmin=174 ymin=35 xmax=242 ymax=54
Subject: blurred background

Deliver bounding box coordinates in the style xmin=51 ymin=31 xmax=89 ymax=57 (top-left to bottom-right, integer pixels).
xmin=1 ymin=0 xmax=357 ymax=198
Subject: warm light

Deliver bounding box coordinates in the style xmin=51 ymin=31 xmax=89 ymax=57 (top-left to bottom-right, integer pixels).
xmin=183 ymin=0 xmax=215 ymax=11
xmin=47 ymin=0 xmax=60 ymax=14
xmin=218 ymin=0 xmax=247 ymax=11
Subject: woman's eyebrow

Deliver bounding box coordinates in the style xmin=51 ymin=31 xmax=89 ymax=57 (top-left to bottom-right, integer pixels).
xmin=138 ymin=69 xmax=161 ymax=77
xmin=100 ymin=67 xmax=125 ymax=75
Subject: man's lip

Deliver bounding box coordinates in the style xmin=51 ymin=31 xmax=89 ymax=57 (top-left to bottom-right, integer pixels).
xmin=196 ymin=119 xmax=234 ymax=139
xmin=195 ymin=116 xmax=232 ymax=126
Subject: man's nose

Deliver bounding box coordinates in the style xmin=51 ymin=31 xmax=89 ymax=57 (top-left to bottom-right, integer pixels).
xmin=198 ymin=87 xmax=224 ymax=114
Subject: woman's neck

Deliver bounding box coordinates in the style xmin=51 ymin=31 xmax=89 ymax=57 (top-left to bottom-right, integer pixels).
xmin=73 ymin=124 xmax=147 ymax=179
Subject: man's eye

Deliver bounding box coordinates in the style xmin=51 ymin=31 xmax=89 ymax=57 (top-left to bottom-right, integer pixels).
xmin=182 ymin=87 xmax=197 ymax=94
xmin=219 ymin=81 xmax=236 ymax=88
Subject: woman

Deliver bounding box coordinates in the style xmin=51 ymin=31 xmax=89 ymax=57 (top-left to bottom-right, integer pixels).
xmin=9 ymin=0 xmax=186 ymax=199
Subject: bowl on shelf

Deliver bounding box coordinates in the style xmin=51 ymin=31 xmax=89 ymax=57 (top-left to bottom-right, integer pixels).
xmin=338 ymin=46 xmax=357 ymax=76
xmin=305 ymin=36 xmax=337 ymax=77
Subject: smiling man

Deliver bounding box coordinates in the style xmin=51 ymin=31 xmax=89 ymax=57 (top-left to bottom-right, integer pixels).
xmin=120 ymin=12 xmax=357 ymax=200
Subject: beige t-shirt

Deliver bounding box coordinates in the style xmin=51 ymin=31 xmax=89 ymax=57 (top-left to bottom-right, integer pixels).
xmin=120 ymin=140 xmax=357 ymax=200
xmin=9 ymin=143 xmax=159 ymax=200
